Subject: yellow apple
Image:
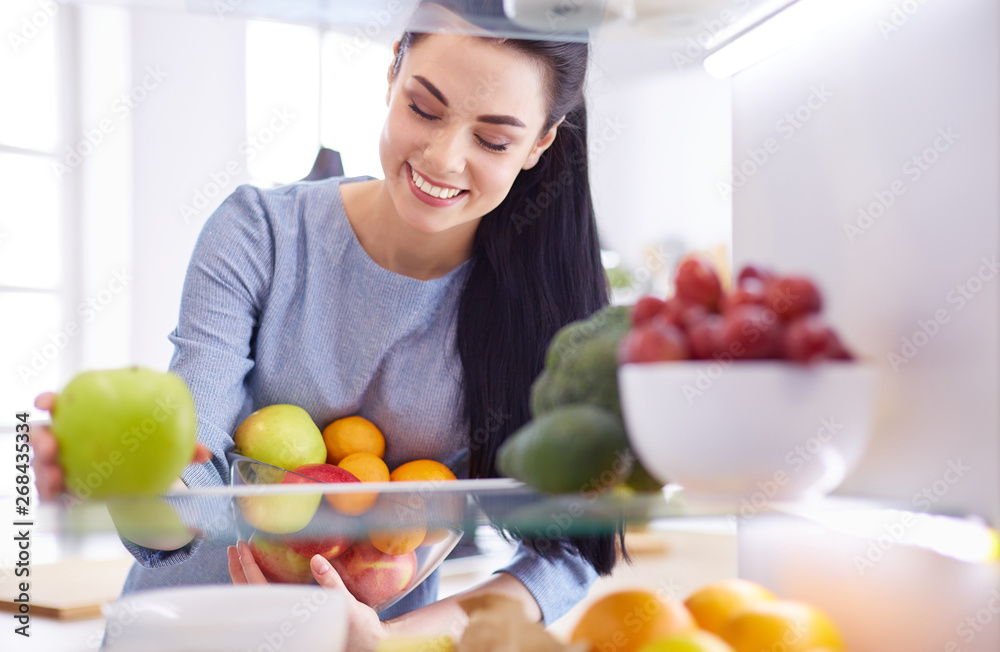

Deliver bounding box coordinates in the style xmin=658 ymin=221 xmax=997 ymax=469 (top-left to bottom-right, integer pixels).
xmin=233 ymin=404 xmax=326 ymax=471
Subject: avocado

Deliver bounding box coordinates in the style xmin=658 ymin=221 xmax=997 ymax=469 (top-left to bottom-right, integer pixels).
xmin=497 ymin=404 xmax=633 ymax=494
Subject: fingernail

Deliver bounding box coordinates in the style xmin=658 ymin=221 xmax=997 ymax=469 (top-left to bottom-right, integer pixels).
xmin=311 ymin=555 xmax=330 ymax=575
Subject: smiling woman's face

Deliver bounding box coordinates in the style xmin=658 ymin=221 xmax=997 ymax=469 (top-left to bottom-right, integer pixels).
xmin=379 ymin=32 xmax=558 ymax=235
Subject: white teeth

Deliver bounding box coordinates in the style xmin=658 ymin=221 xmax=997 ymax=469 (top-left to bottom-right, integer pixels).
xmin=411 ymin=166 xmax=463 ymax=199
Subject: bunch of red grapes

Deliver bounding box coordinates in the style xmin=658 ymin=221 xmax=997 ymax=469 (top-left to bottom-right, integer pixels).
xmin=619 ymin=256 xmax=854 ymax=364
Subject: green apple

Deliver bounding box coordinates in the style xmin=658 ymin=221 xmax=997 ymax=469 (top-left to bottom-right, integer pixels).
xmin=51 ymin=367 xmax=197 ymax=498
xmin=107 ymin=497 xmax=196 ymax=551
xmin=235 ymin=466 xmax=323 ymax=534
xmin=233 ymin=404 xmax=326 ymax=471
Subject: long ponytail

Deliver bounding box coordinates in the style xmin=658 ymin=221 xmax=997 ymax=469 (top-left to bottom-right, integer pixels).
xmin=395 ymin=30 xmax=622 ymax=576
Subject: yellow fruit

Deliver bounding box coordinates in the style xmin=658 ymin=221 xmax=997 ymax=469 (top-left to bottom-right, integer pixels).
xmin=571 ymin=590 xmax=696 ymax=652
xmin=376 ymin=634 xmax=454 ymax=652
xmin=390 ymin=459 xmax=457 ymax=482
xmin=684 ymin=579 xmax=777 ymax=636
xmin=333 ymin=452 xmax=390 ymax=515
xmin=722 ymin=600 xmax=845 ymax=652
xmin=322 ymin=416 xmax=385 ymax=464
xmin=637 ymin=630 xmax=735 ymax=652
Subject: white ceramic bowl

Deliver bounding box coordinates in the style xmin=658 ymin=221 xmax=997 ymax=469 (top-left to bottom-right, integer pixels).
xmin=619 ymin=361 xmax=877 ymax=501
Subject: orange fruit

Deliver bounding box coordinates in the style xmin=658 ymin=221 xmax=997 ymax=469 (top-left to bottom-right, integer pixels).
xmin=684 ymin=579 xmax=776 ymax=636
xmin=331 ymin=453 xmax=390 ymax=515
xmin=721 ymin=600 xmax=845 ymax=652
xmin=370 ymin=525 xmax=426 ymax=556
xmin=389 ymin=459 xmax=457 ymax=482
xmin=390 ymin=459 xmax=458 ymax=546
xmin=323 ymin=416 xmax=385 ymax=464
xmin=571 ymin=590 xmax=696 ymax=652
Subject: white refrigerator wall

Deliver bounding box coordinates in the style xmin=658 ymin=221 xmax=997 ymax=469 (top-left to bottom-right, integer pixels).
xmin=731 ymin=0 xmax=1000 ymax=523
xmin=130 ymin=9 xmax=248 ymax=368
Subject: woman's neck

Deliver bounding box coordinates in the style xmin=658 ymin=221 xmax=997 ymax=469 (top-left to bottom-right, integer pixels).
xmin=341 ymin=179 xmax=476 ymax=281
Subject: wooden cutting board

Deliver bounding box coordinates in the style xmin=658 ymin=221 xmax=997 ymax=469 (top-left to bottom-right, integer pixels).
xmin=0 ymin=557 xmax=136 ymax=620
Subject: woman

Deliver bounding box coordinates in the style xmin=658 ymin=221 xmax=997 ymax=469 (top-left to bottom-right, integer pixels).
xmin=32 ymin=2 xmax=619 ymax=648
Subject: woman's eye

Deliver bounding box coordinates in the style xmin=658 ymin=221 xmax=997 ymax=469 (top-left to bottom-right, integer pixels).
xmin=476 ymin=136 xmax=508 ymax=153
xmin=409 ymin=102 xmax=507 ymax=153
xmin=408 ymin=103 xmax=439 ymax=121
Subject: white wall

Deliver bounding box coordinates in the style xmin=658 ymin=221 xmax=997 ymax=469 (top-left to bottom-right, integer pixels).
xmin=589 ymin=36 xmax=733 ymax=291
xmin=130 ymin=9 xmax=248 ymax=368
xmin=731 ymin=0 xmax=999 ymax=523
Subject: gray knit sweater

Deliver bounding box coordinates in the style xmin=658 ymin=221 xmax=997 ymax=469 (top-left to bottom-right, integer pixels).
xmin=117 ymin=176 xmax=597 ymax=624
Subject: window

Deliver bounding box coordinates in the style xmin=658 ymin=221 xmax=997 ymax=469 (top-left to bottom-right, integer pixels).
xmin=0 ymin=1 xmax=69 ymax=424
xmin=244 ymin=19 xmax=392 ymax=185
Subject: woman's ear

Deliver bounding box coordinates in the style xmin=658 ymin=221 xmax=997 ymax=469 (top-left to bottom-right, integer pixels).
xmin=386 ymin=40 xmax=401 ymax=106
xmin=522 ymin=117 xmax=564 ymax=171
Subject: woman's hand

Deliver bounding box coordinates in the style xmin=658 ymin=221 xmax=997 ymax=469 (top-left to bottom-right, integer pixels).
xmin=29 ymin=391 xmax=213 ymax=501
xmin=228 ymin=541 xmax=389 ymax=652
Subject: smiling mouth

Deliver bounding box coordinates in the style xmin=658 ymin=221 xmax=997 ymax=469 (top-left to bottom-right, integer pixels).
xmin=408 ymin=164 xmax=467 ymax=199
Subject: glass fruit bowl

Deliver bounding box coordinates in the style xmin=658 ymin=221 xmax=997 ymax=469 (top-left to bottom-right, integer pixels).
xmin=228 ymin=453 xmax=464 ymax=614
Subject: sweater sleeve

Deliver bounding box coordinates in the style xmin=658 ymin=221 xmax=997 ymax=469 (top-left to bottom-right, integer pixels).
xmin=496 ymin=540 xmax=598 ymax=625
xmin=120 ymin=185 xmax=274 ymax=568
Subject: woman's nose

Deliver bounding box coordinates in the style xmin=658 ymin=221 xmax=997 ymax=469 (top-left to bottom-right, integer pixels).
xmin=422 ymin=125 xmax=466 ymax=176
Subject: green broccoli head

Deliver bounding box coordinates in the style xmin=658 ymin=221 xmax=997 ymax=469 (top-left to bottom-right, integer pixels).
xmin=531 ymin=305 xmax=632 ymax=417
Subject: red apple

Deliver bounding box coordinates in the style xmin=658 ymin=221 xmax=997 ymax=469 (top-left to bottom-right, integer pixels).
xmin=722 ymin=304 xmax=784 ymax=359
xmin=632 ymin=296 xmax=668 ymax=326
xmin=292 ymin=463 xmax=363 ymax=515
xmin=247 ymin=533 xmax=315 ymax=584
xmin=721 ymin=277 xmax=767 ymax=313
xmin=330 ymin=541 xmax=417 ymax=609
xmin=675 ymin=255 xmax=723 ymax=311
xmin=784 ymin=315 xmax=854 ymax=363
xmin=659 ymin=297 xmax=711 ymax=331
xmin=618 ymin=322 xmax=689 ymax=363
xmin=686 ymin=314 xmax=725 ymax=360
xmin=736 ymin=264 xmax=774 ymax=287
xmin=765 ymin=275 xmax=822 ymax=321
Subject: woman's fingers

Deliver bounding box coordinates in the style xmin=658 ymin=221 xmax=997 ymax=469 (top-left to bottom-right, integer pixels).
xmin=310 ymin=555 xmax=347 ymax=590
xmin=228 ymin=545 xmax=248 ymax=584
xmin=191 ymin=444 xmax=212 ymax=465
xmin=29 ymin=426 xmax=67 ymax=501
xmin=34 ymin=392 xmax=55 ymax=411
xmin=237 ymin=540 xmax=270 ymax=584
xmin=30 ymin=425 xmax=58 ymax=462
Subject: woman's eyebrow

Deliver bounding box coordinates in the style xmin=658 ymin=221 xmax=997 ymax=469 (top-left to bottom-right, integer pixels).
xmin=413 ymin=75 xmax=527 ymax=128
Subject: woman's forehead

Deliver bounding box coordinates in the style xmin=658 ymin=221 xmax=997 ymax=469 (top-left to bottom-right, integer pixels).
xmin=402 ymin=35 xmax=549 ymax=122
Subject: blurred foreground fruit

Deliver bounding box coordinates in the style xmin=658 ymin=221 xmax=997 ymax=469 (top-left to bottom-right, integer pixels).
xmin=531 ymin=305 xmax=632 ymax=417
xmin=377 ymin=634 xmax=454 ymax=652
xmin=498 ymin=404 xmax=632 ymax=494
xmin=638 ymin=630 xmax=735 ymax=652
xmin=683 ymin=579 xmax=777 ymax=637
xmin=675 ymin=255 xmax=723 ymax=311
xmin=721 ymin=600 xmax=845 ymax=652
xmin=51 ymin=367 xmax=197 ymax=498
xmin=234 ymin=404 xmax=326 ymax=471
xmin=107 ymin=498 xmax=195 ymax=550
xmin=571 ymin=590 xmax=696 ymax=652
